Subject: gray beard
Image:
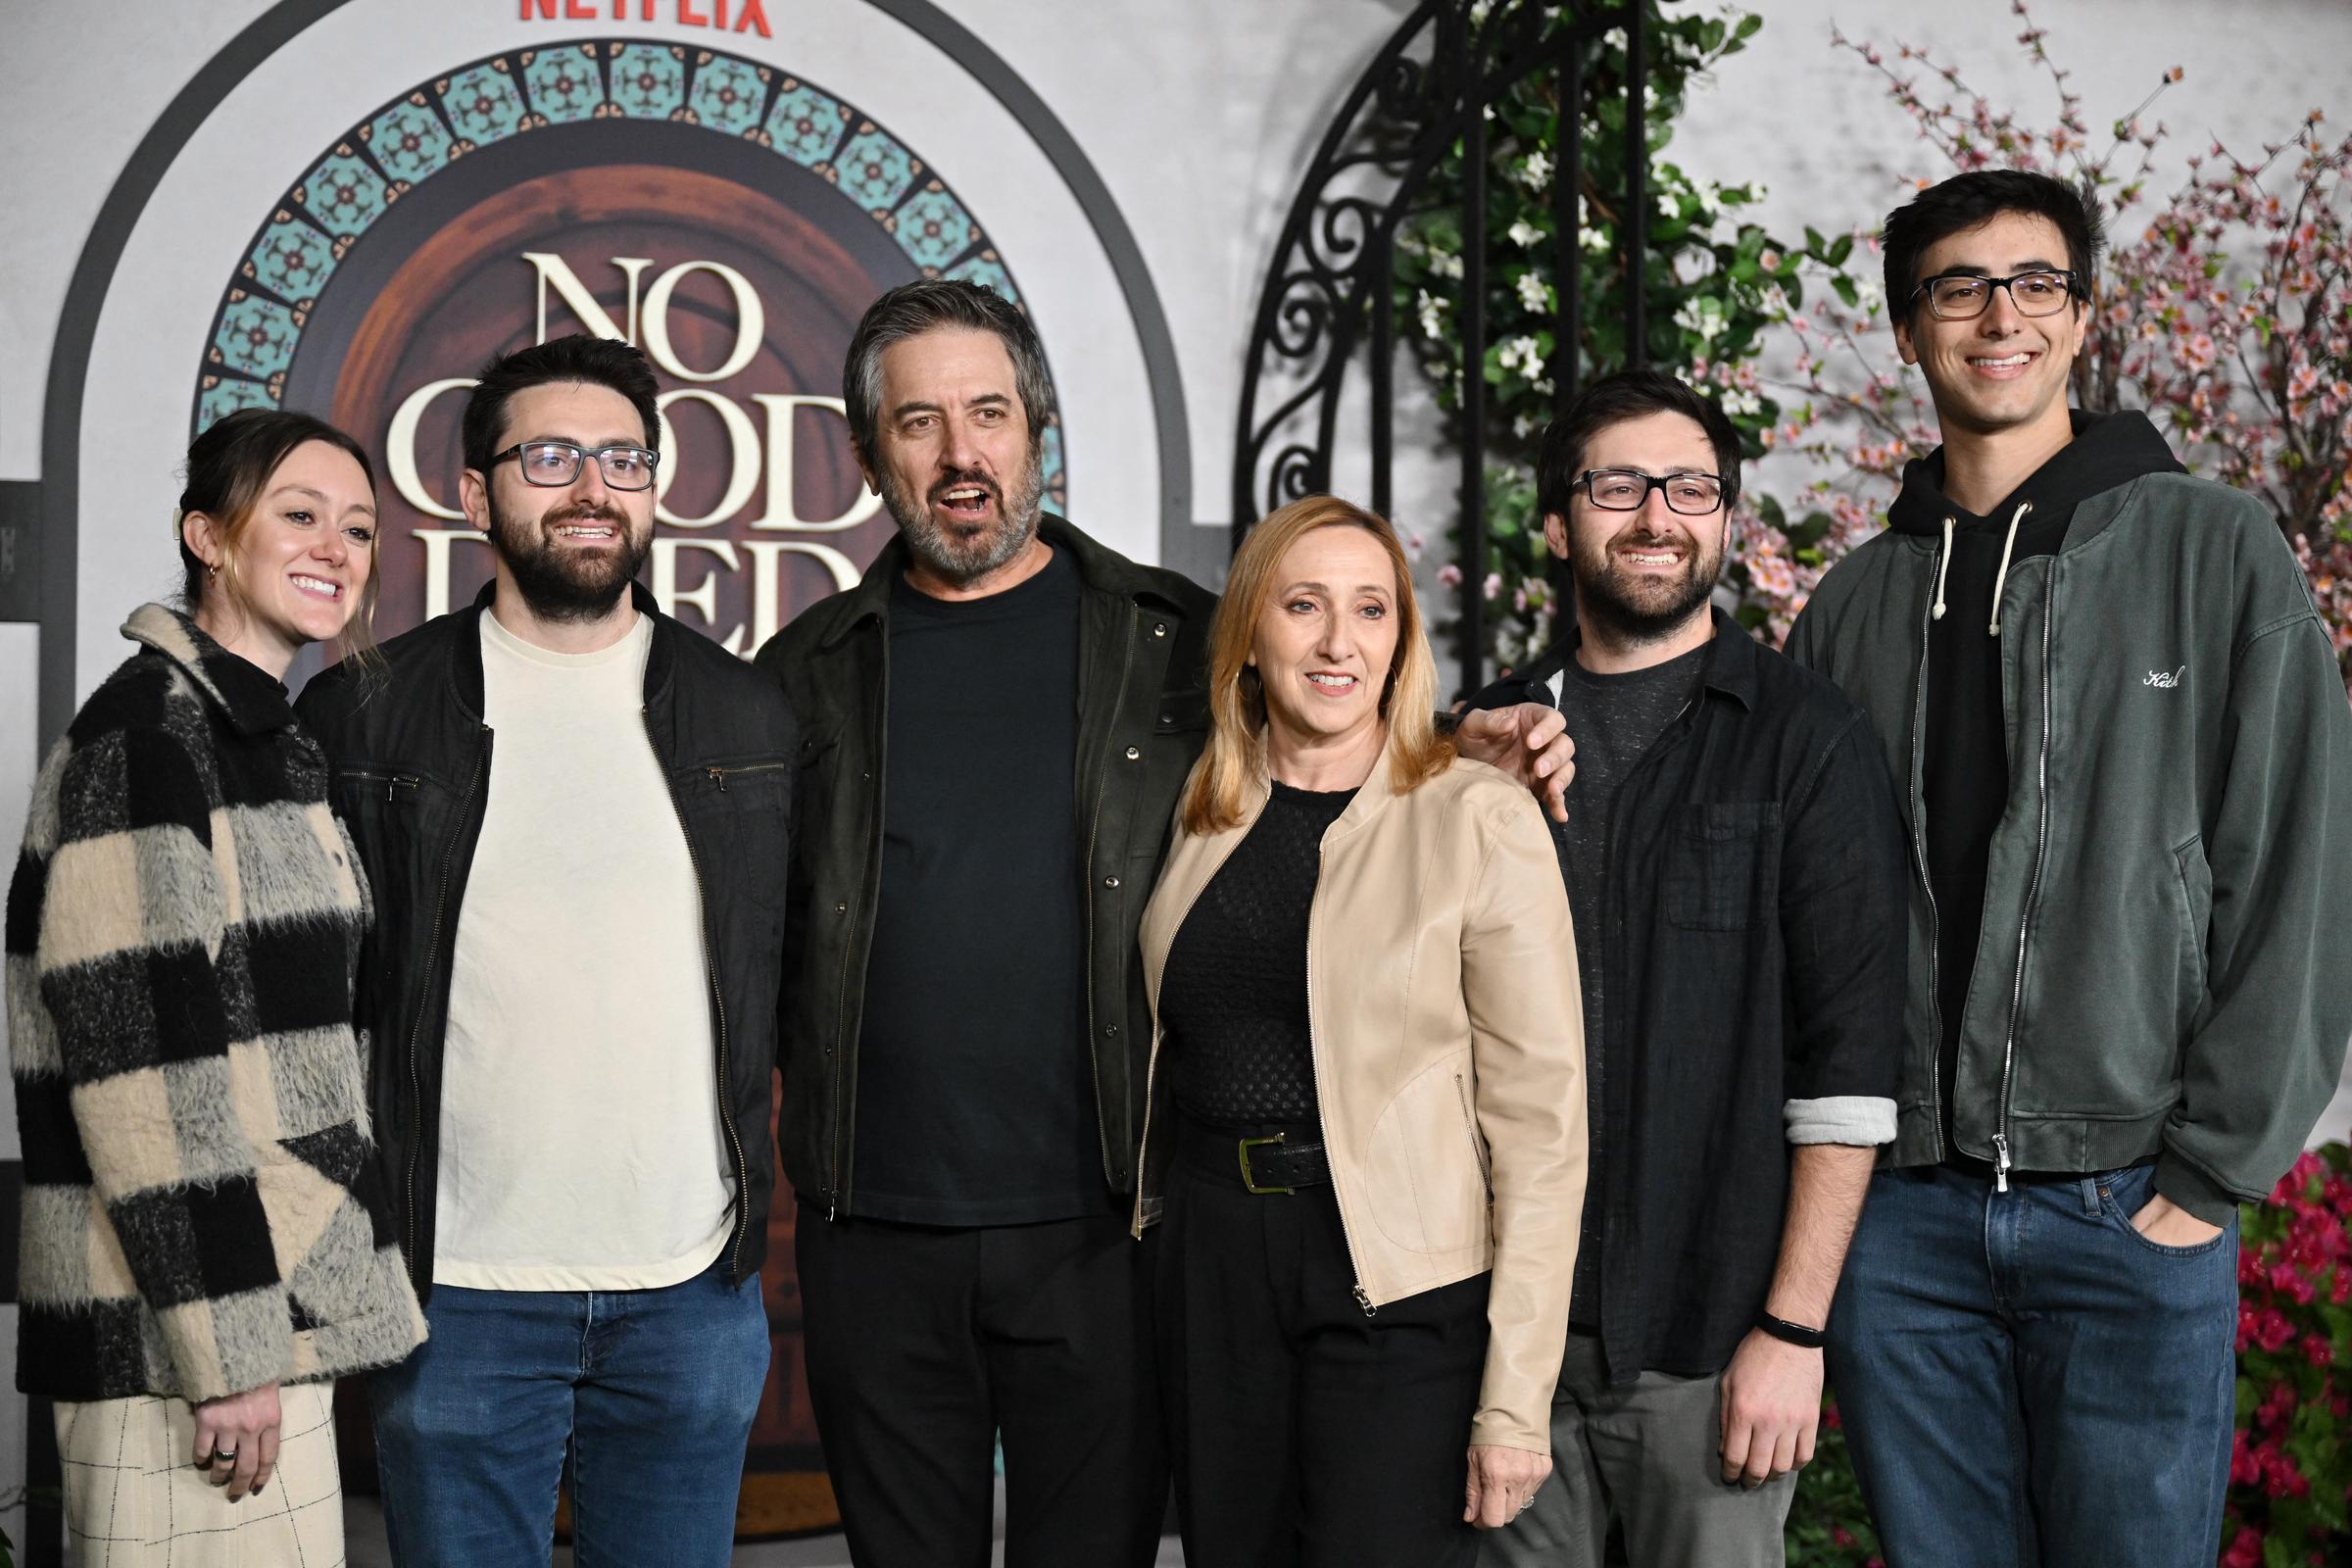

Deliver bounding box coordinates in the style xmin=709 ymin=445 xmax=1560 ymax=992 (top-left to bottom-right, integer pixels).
xmin=883 ymin=453 xmax=1047 ymax=586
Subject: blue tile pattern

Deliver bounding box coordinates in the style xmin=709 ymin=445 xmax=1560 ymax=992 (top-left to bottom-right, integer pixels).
xmin=610 ymin=44 xmax=686 ymax=120
xmin=213 ymin=295 xmax=300 ymax=381
xmin=365 ymin=96 xmax=455 ymax=184
xmin=834 ymin=127 xmax=918 ymax=211
xmin=690 ymin=55 xmax=767 ymax=135
xmin=297 ymin=152 xmax=387 ymax=239
xmin=765 ymin=80 xmax=848 ymax=167
xmin=440 ymin=63 xmax=529 ymax=144
xmin=522 ymin=48 xmax=606 ymax=124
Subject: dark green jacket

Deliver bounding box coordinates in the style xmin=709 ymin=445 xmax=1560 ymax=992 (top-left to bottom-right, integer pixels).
xmin=1787 ymin=467 xmax=2352 ymax=1223
xmin=753 ymin=514 xmax=1216 ymax=1211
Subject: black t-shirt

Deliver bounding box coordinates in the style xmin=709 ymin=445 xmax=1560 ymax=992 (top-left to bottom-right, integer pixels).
xmin=1160 ymin=781 xmax=1357 ymax=1130
xmin=1551 ymin=641 xmax=1708 ymax=1326
xmin=848 ymin=547 xmax=1108 ymax=1226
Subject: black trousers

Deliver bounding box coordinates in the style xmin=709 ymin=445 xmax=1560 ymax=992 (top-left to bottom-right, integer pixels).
xmin=1159 ymin=1122 xmax=1493 ymax=1568
xmin=795 ymin=1204 xmax=1165 ymax=1568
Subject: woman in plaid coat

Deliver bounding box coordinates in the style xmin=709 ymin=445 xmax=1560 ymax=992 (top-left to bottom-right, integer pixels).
xmin=4 ymin=410 xmax=424 ymax=1563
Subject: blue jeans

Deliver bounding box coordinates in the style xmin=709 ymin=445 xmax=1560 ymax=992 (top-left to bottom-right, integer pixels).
xmin=370 ymin=1257 xmax=769 ymax=1567
xmin=1826 ymin=1161 xmax=2236 ymax=1568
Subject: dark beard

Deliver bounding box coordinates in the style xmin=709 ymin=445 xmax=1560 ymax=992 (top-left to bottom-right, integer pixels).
xmin=1570 ymin=526 xmax=1723 ymax=644
xmin=488 ymin=496 xmax=651 ymax=622
xmin=881 ymin=451 xmax=1047 ymax=586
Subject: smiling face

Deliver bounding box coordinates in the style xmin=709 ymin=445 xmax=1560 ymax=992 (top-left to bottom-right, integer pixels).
xmin=184 ymin=439 xmax=377 ymax=676
xmin=1894 ymin=210 xmax=2089 ymax=446
xmin=461 ymin=379 xmax=658 ymax=622
xmin=863 ymin=327 xmax=1046 ymax=590
xmin=1250 ymin=524 xmax=1402 ymax=760
xmin=1544 ymin=408 xmax=1728 ymax=646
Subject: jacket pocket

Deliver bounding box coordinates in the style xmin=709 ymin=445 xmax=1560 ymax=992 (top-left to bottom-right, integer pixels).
xmin=1366 ymin=1052 xmax=1489 ymax=1255
xmin=1664 ymin=802 xmax=1778 ymax=932
xmin=2169 ymin=834 xmax=2212 ymax=1030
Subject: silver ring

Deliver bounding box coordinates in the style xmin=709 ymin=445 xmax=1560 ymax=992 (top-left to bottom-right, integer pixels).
xmin=211 ymin=1449 xmax=237 ymax=1464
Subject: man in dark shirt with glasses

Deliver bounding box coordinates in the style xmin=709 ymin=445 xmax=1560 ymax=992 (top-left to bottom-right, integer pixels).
xmin=1473 ymin=370 xmax=1906 ymax=1568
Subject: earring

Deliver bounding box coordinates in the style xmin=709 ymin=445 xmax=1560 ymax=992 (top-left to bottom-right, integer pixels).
xmin=207 ymin=564 xmax=220 ymax=580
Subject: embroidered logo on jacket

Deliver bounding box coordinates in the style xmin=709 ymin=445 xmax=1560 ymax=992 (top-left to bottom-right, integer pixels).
xmin=2144 ymin=665 xmax=2186 ymax=689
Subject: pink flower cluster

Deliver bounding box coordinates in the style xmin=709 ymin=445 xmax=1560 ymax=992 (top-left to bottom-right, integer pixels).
xmin=2220 ymin=1145 xmax=2352 ymax=1565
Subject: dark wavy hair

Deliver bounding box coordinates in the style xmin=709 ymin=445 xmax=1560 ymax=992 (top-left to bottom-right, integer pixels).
xmin=1883 ymin=169 xmax=2105 ymax=318
xmin=1536 ymin=369 xmax=1743 ymax=522
xmin=461 ymin=334 xmax=662 ymax=475
xmin=841 ymin=279 xmax=1052 ymax=469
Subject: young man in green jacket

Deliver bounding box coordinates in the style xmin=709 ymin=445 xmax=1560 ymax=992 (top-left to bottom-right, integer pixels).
xmin=1787 ymin=169 xmax=2352 ymax=1568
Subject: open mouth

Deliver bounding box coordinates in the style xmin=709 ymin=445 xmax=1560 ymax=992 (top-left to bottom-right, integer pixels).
xmin=289 ymin=573 xmax=342 ymax=601
xmin=936 ymin=483 xmax=996 ymax=520
xmin=1303 ymin=671 xmax=1359 ymax=696
xmin=553 ymin=521 xmax=617 ymax=542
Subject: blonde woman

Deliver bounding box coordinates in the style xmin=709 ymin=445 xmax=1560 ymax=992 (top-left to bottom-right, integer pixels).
xmin=5 ymin=410 xmax=425 ymax=1564
xmin=1135 ymin=494 xmax=1588 ymax=1566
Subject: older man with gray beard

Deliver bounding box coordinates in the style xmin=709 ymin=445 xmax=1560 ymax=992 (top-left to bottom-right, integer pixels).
xmin=756 ymin=279 xmax=1584 ymax=1566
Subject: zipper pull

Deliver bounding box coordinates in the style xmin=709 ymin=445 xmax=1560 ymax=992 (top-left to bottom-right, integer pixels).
xmin=1991 ymin=1133 xmax=2012 ymax=1194
xmin=1353 ymin=1285 xmax=1378 ymax=1318
xmin=709 ymin=766 xmax=727 ymax=793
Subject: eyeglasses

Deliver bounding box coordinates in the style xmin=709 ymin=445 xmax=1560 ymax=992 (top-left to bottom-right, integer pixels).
xmin=1575 ymin=468 xmax=1726 ymax=515
xmin=1910 ymin=270 xmax=2082 ymax=320
xmin=489 ymin=440 xmax=662 ymax=491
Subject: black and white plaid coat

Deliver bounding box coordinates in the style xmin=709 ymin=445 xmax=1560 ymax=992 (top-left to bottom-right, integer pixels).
xmin=4 ymin=606 xmax=424 ymax=1402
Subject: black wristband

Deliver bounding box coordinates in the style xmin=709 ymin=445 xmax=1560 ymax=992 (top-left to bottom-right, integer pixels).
xmin=1754 ymin=1310 xmax=1826 ymax=1349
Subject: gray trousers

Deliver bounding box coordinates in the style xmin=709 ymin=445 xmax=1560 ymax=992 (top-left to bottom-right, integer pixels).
xmin=1477 ymin=1334 xmax=1793 ymax=1568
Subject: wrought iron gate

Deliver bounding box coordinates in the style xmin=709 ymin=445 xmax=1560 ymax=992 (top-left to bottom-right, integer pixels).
xmin=1233 ymin=0 xmax=1650 ymax=696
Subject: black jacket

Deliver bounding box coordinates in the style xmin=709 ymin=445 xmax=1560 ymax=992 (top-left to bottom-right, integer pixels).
xmin=1471 ymin=612 xmax=1906 ymax=1382
xmin=296 ymin=583 xmax=797 ymax=1303
xmin=753 ymin=514 xmax=1216 ymax=1211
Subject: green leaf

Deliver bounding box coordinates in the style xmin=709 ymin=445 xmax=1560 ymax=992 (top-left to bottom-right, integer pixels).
xmin=1828 ymin=234 xmax=1855 ymax=267
xmin=1834 ymin=275 xmax=1860 ymax=308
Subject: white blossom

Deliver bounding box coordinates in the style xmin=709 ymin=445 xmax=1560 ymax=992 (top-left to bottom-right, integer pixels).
xmin=1720 ymin=387 xmax=1762 ymax=417
xmin=1497 ymin=335 xmax=1544 ymax=377
xmin=1516 ymin=271 xmax=1548 ymax=312
xmin=1508 ymin=219 xmax=1543 ymax=249
xmin=1416 ymin=289 xmax=1446 ymax=340
xmin=1428 ymin=250 xmax=1464 ymax=280
xmin=1581 ymin=225 xmax=1612 ymax=255
xmin=1518 ymin=150 xmax=1553 ymax=190
xmin=1673 ymin=297 xmax=1727 ymax=342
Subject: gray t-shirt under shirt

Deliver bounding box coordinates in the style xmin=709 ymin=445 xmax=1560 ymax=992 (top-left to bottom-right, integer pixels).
xmin=1551 ymin=639 xmax=1709 ymax=1327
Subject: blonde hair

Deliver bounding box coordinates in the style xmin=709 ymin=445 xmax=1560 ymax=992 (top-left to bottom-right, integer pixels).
xmin=1181 ymin=495 xmax=1453 ymax=835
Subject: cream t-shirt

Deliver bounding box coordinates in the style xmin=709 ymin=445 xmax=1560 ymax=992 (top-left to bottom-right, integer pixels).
xmin=433 ymin=609 xmax=733 ymax=1291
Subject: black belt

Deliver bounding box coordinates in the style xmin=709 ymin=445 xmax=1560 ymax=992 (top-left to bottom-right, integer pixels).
xmin=1177 ymin=1118 xmax=1330 ymax=1194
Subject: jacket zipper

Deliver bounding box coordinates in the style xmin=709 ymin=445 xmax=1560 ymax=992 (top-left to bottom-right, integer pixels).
xmin=645 ymin=709 xmax=753 ymax=1277
xmin=1907 ymin=562 xmax=1948 ymax=1161
xmin=706 ymin=761 xmax=791 ymax=793
xmin=1302 ymin=856 xmax=1377 ymax=1316
xmin=340 ymin=768 xmax=420 ymax=804
xmin=402 ymin=728 xmax=489 ymax=1286
xmin=1080 ymin=612 xmax=1139 ymax=1184
xmin=1991 ymin=568 xmax=2058 ymax=1192
xmin=1453 ymin=1072 xmax=1493 ymax=1191
xmin=827 ymin=644 xmax=889 ymax=1217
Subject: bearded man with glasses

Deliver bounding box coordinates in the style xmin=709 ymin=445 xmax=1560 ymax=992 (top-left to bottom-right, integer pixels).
xmin=1468 ymin=370 xmax=1907 ymax=1568
xmin=1786 ymin=169 xmax=2352 ymax=1568
xmin=297 ymin=334 xmax=796 ymax=1563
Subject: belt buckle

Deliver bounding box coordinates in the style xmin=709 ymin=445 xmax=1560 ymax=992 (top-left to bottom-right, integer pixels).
xmin=1238 ymin=1134 xmax=1294 ymax=1196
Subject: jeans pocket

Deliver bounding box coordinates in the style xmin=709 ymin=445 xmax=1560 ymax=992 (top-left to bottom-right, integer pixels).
xmin=2094 ymin=1163 xmax=2233 ymax=1258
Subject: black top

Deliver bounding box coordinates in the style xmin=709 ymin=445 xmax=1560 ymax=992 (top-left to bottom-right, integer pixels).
xmin=849 ymin=548 xmax=1106 ymax=1225
xmin=1550 ymin=643 xmax=1709 ymax=1327
xmin=1889 ymin=412 xmax=2183 ymax=1170
xmin=1160 ymin=781 xmax=1357 ymax=1129
xmin=1471 ymin=611 xmax=1905 ymax=1385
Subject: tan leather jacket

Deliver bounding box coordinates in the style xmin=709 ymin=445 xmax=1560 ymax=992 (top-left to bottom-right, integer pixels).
xmin=1133 ymin=748 xmax=1587 ymax=1453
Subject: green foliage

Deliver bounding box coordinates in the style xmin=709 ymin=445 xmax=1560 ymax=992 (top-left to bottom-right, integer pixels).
xmin=1392 ymin=0 xmax=1855 ymax=669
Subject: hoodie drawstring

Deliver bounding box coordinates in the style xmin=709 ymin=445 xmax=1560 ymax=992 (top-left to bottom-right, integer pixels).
xmin=1931 ymin=517 xmax=1955 ymax=621
xmin=1987 ymin=501 xmax=2033 ymax=637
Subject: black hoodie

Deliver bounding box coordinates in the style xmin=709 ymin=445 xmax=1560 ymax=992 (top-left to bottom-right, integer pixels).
xmin=1887 ymin=410 xmax=2185 ymax=1168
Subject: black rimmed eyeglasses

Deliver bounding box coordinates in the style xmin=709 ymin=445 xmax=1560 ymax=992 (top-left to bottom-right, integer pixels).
xmin=1574 ymin=469 xmax=1727 ymax=515
xmin=489 ymin=440 xmax=662 ymax=491
xmin=1909 ymin=270 xmax=2083 ymax=320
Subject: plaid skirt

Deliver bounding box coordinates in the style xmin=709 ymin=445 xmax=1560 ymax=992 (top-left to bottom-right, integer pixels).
xmin=54 ymin=1380 xmax=343 ymax=1566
